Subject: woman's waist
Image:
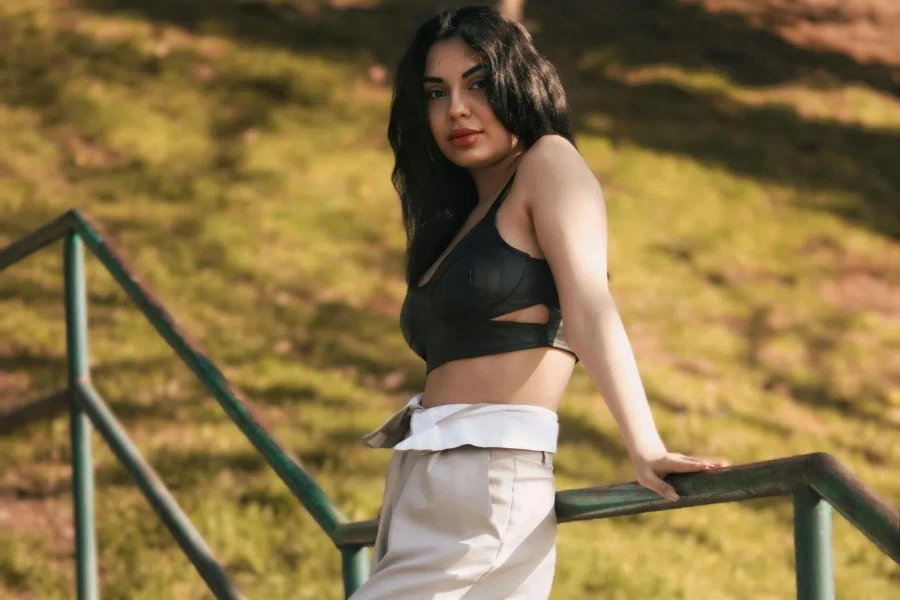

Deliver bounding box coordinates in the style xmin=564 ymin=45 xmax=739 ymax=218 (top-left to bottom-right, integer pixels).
xmin=421 ymin=358 xmax=572 ymax=410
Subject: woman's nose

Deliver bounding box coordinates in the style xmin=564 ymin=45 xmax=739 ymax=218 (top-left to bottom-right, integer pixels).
xmin=448 ymin=91 xmax=471 ymax=119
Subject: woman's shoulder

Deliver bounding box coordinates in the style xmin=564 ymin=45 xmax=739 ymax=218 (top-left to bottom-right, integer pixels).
xmin=521 ymin=133 xmax=577 ymax=163
xmin=526 ymin=133 xmax=577 ymax=154
xmin=517 ymin=134 xmax=600 ymax=201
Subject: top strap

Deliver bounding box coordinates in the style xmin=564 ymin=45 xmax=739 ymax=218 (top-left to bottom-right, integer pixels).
xmin=488 ymin=170 xmax=518 ymax=215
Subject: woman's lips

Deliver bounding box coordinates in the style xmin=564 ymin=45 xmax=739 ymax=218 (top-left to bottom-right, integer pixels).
xmin=449 ymin=132 xmax=481 ymax=147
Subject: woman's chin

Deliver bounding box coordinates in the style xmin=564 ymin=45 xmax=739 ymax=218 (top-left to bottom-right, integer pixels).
xmin=445 ymin=148 xmax=505 ymax=170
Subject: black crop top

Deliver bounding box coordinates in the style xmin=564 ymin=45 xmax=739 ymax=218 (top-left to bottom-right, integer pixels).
xmin=400 ymin=172 xmax=579 ymax=374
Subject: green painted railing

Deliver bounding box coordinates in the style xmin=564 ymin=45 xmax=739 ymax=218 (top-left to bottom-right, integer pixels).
xmin=1 ymin=210 xmax=898 ymax=600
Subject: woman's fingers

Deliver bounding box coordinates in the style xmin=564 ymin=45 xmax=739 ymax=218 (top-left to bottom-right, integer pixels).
xmin=634 ymin=453 xmax=734 ymax=502
xmin=670 ymin=453 xmax=732 ymax=469
xmin=667 ymin=455 xmax=730 ymax=473
xmin=666 ymin=458 xmax=714 ymax=473
xmin=636 ymin=467 xmax=680 ymax=501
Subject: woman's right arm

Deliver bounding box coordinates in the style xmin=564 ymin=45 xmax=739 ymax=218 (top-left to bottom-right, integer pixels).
xmin=522 ymin=135 xmax=730 ymax=499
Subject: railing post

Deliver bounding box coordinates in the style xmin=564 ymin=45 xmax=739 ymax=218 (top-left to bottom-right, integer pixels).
xmin=793 ymin=486 xmax=835 ymax=600
xmin=341 ymin=546 xmax=369 ymax=598
xmin=65 ymin=232 xmax=98 ymax=600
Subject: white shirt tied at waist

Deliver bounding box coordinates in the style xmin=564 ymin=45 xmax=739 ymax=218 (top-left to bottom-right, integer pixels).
xmin=361 ymin=392 xmax=559 ymax=453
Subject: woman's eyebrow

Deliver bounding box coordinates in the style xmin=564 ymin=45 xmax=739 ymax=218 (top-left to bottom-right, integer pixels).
xmin=423 ymin=64 xmax=485 ymax=84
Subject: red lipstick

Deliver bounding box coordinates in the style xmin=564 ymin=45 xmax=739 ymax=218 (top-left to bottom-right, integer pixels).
xmin=449 ymin=127 xmax=482 ymax=147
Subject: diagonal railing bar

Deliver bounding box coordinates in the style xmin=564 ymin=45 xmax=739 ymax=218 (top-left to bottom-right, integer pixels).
xmin=74 ymin=382 xmax=243 ymax=599
xmin=65 ymin=210 xmax=348 ymax=540
xmin=0 ymin=213 xmax=73 ymax=271
xmin=0 ymin=389 xmax=69 ymax=435
xmin=0 ymin=209 xmax=347 ymax=541
xmin=1 ymin=210 xmax=369 ymax=596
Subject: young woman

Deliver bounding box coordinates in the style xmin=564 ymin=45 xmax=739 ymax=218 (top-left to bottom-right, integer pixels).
xmin=353 ymin=6 xmax=730 ymax=599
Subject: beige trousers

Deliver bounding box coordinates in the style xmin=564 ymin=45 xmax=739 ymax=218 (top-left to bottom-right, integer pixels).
xmin=351 ymin=428 xmax=557 ymax=598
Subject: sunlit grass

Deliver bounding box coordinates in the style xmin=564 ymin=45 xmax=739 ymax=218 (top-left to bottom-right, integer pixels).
xmin=1 ymin=1 xmax=898 ymax=598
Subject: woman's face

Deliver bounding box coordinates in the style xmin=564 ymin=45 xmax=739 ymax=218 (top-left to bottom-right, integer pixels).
xmin=423 ymin=37 xmax=518 ymax=169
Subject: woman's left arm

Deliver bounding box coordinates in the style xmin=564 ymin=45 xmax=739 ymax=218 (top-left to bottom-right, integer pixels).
xmin=523 ymin=136 xmax=729 ymax=500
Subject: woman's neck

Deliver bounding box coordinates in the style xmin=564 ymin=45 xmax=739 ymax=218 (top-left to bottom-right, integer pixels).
xmin=469 ymin=147 xmax=525 ymax=208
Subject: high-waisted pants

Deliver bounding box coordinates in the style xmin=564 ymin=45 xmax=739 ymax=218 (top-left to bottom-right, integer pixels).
xmin=350 ymin=412 xmax=557 ymax=599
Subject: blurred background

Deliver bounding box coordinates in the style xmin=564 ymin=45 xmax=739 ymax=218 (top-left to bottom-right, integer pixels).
xmin=1 ymin=0 xmax=898 ymax=598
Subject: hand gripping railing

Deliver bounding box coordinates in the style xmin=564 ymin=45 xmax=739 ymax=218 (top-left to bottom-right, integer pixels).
xmin=1 ymin=210 xmax=898 ymax=600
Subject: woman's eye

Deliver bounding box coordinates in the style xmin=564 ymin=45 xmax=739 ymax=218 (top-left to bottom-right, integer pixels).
xmin=426 ymin=89 xmax=445 ymax=100
xmin=471 ymin=79 xmax=486 ymax=90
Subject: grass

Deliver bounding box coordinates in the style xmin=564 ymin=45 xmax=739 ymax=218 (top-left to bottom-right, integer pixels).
xmin=1 ymin=0 xmax=898 ymax=598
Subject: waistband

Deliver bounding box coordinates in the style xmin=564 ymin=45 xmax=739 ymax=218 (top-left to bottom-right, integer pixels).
xmin=359 ymin=394 xmax=425 ymax=449
xmin=360 ymin=392 xmax=559 ymax=453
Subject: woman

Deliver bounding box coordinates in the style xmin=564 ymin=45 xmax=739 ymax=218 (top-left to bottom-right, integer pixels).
xmin=353 ymin=6 xmax=730 ymax=599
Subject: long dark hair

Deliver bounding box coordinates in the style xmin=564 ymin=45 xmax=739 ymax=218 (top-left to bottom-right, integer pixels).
xmin=388 ymin=5 xmax=576 ymax=287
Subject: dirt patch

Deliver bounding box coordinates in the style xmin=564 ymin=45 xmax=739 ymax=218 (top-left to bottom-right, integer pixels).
xmin=0 ymin=496 xmax=73 ymax=556
xmin=821 ymin=273 xmax=900 ymax=319
xmin=0 ymin=342 xmax=33 ymax=414
xmin=61 ymin=128 xmax=131 ymax=171
xmin=0 ymin=343 xmax=72 ymax=562
xmin=0 ymin=468 xmax=75 ymax=563
xmin=0 ymin=373 xmax=31 ymax=413
xmin=689 ymin=0 xmax=900 ymax=66
xmin=799 ymin=234 xmax=900 ymax=320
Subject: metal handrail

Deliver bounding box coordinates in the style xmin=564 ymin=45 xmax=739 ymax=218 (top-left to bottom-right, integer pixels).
xmin=333 ymin=452 xmax=900 ymax=561
xmin=1 ymin=210 xmax=346 ymax=538
xmin=1 ymin=210 xmax=898 ymax=600
xmin=1 ymin=210 xmax=357 ymax=599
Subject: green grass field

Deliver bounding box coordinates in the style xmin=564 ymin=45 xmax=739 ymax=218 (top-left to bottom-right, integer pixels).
xmin=1 ymin=0 xmax=898 ymax=598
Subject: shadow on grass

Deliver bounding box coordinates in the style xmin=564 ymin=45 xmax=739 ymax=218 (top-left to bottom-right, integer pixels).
xmin=643 ymin=381 xmax=797 ymax=441
xmin=557 ymin=409 xmax=629 ymax=463
xmin=0 ymin=431 xmax=364 ymax=497
xmin=536 ymin=0 xmax=900 ymax=239
xmin=3 ymin=0 xmax=894 ymax=413
xmin=70 ymin=0 xmax=900 ymax=239
xmin=654 ymin=242 xmax=894 ymax=427
xmin=2 ymin=1 xmax=895 ymax=535
xmin=79 ymin=0 xmax=900 ymax=95
xmin=536 ymin=0 xmax=900 ymax=95
xmin=0 ymin=12 xmax=319 ymax=209
xmin=570 ymin=76 xmax=899 ymax=237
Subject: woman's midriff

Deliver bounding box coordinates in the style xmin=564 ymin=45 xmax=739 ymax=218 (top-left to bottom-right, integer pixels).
xmin=420 ymin=345 xmax=576 ymax=411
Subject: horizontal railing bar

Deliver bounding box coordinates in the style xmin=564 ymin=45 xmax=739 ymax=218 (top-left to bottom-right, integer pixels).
xmin=75 ymin=382 xmax=244 ymax=600
xmin=555 ymin=453 xmax=813 ymax=523
xmin=333 ymin=453 xmax=900 ymax=563
xmin=332 ymin=521 xmax=377 ymax=547
xmin=331 ymin=457 xmax=803 ymax=547
xmin=64 ymin=210 xmax=347 ymax=541
xmin=0 ymin=212 xmax=73 ymax=272
xmin=0 ymin=389 xmax=70 ymax=435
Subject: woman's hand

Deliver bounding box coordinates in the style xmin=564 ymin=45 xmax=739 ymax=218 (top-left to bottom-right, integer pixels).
xmin=632 ymin=452 xmax=731 ymax=501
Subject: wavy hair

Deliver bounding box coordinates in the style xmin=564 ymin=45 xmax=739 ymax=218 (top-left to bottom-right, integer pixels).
xmin=387 ymin=5 xmax=576 ymax=287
